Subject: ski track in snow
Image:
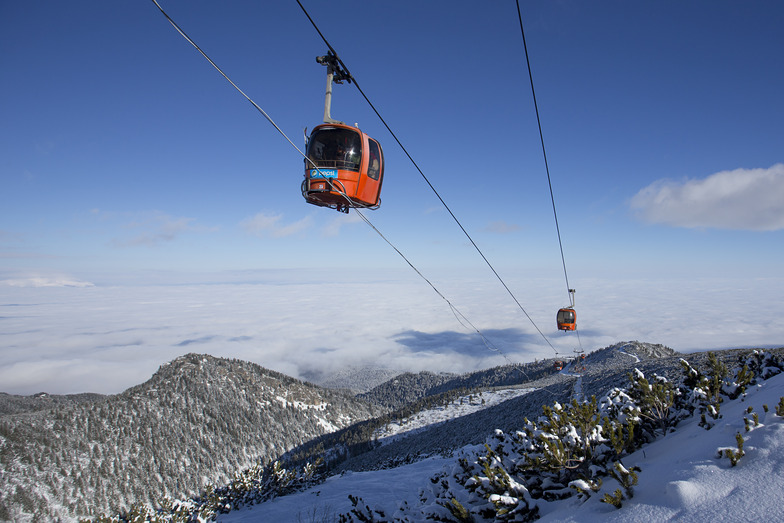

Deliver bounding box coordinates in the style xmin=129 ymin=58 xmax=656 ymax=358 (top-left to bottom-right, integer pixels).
xmin=373 ymin=387 xmax=535 ymax=445
xmin=618 ymin=350 xmax=642 ymax=363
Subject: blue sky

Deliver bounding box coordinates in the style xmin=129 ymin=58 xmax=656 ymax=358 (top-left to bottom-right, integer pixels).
xmin=3 ymin=0 xmax=783 ymax=281
xmin=1 ymin=2 xmax=783 ymax=394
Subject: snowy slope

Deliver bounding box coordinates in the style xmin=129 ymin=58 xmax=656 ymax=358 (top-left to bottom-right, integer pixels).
xmin=373 ymin=388 xmax=535 ymax=446
xmin=220 ymin=373 xmax=784 ymax=522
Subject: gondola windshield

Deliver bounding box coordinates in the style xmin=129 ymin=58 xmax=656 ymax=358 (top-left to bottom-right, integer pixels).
xmin=307 ymin=127 xmax=362 ymax=174
xmin=557 ymin=309 xmax=575 ymax=323
xmin=557 ymin=307 xmax=576 ymax=331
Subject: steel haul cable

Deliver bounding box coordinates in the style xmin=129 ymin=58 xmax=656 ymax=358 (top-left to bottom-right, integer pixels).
xmin=295 ymin=0 xmax=559 ymax=355
xmin=515 ymin=1 xmax=584 ymax=354
xmin=148 ymin=0 xmax=535 ymax=363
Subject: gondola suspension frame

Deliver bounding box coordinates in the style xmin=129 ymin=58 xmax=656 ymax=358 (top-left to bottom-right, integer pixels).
xmin=302 ymin=51 xmax=384 ymax=213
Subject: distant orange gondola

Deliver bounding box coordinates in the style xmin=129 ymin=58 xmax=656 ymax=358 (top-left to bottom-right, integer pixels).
xmin=557 ymin=307 xmax=576 ymax=331
xmin=557 ymin=288 xmax=577 ymax=331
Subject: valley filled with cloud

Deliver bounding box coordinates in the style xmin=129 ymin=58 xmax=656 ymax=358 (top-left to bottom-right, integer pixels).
xmin=2 ymin=270 xmax=781 ymax=395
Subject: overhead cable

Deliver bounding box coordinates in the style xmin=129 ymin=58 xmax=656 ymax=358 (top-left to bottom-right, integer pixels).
xmin=515 ymin=1 xmax=584 ymax=353
xmin=515 ymin=1 xmax=571 ymax=301
xmin=295 ymin=0 xmax=559 ymax=354
xmin=149 ymin=0 xmax=520 ymax=359
xmin=150 ymin=0 xmax=309 ymax=160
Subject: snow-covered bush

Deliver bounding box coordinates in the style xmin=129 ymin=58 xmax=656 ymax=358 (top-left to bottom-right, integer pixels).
xmin=678 ymin=355 xmax=726 ymax=429
xmin=623 ymin=369 xmax=680 ymax=438
xmin=391 ymin=351 xmax=784 ymax=522
xmin=190 ymin=458 xmax=324 ymax=520
xmin=717 ymin=432 xmax=745 ymax=467
xmin=338 ymin=495 xmax=388 ymax=522
xmin=680 ymin=351 xmax=783 ymax=430
xmin=739 ymin=350 xmax=783 ymax=381
xmin=599 ymin=461 xmax=640 ymax=509
xmin=397 ymin=393 xmax=642 ymax=521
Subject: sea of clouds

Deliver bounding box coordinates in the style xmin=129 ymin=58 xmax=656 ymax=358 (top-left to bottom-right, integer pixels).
xmin=1 ymin=270 xmax=782 ymax=395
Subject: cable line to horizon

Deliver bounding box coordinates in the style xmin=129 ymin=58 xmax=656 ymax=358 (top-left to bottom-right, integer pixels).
xmin=515 ymin=1 xmax=584 ymax=355
xmin=515 ymin=0 xmax=571 ymax=302
xmin=149 ymin=0 xmax=554 ymax=363
xmin=295 ymin=0 xmax=560 ymax=355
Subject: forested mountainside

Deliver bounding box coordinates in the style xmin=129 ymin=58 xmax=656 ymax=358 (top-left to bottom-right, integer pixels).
xmin=1 ymin=342 xmax=773 ymax=522
xmin=0 ymin=354 xmax=382 ymax=522
xmin=285 ymin=346 xmax=676 ymax=472
xmin=325 ymin=343 xmax=774 ymax=475
xmin=88 ymin=343 xmax=784 ymax=522
xmin=359 ymin=358 xmax=569 ymax=410
xmin=302 ymin=365 xmax=404 ymax=393
xmin=0 ymin=392 xmax=105 ymax=417
xmin=280 ymin=360 xmax=571 ymax=470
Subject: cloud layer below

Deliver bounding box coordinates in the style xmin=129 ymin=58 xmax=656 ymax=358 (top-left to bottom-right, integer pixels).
xmin=630 ymin=164 xmax=784 ymax=231
xmin=1 ymin=271 xmax=782 ymax=395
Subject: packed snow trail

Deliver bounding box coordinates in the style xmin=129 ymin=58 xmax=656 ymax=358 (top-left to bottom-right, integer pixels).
xmin=618 ymin=350 xmax=642 ymax=363
xmin=570 ymin=374 xmax=583 ymax=402
xmin=374 ymin=388 xmax=534 ymax=445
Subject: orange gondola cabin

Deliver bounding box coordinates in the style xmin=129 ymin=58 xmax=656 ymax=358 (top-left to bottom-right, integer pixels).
xmin=302 ymin=123 xmax=384 ymax=213
xmin=302 ymin=51 xmax=385 ymax=213
xmin=556 ymin=307 xmax=576 ymax=331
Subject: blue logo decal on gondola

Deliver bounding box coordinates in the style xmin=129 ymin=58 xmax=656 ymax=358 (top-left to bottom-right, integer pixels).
xmin=310 ymin=168 xmax=338 ymax=179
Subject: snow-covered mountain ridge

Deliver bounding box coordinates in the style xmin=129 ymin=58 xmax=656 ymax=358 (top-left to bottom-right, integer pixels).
xmin=224 ymin=359 xmax=784 ymax=523
xmin=0 ymin=354 xmax=382 ymax=522
xmin=2 ymin=342 xmax=782 ymax=522
xmin=214 ymin=346 xmax=784 ymax=522
xmin=137 ymin=344 xmax=784 ymax=522
xmin=359 ymin=358 xmax=559 ymax=411
xmin=302 ymin=365 xmax=406 ymax=394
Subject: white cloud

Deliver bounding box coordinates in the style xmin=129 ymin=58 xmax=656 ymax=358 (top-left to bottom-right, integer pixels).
xmin=629 ymin=163 xmax=784 ymax=231
xmin=240 ymin=210 xmax=357 ymax=238
xmin=126 ymin=215 xmax=196 ymax=246
xmin=0 ymin=276 xmax=94 ymax=287
xmin=2 ymin=272 xmax=782 ymax=396
xmin=484 ymin=220 xmax=522 ymax=234
xmin=321 ymin=213 xmax=363 ymax=237
xmin=96 ymin=210 xmax=206 ymax=247
xmin=241 ymin=212 xmax=313 ymax=238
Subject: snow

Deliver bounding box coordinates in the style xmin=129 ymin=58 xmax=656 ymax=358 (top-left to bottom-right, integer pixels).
xmin=219 ymin=373 xmax=784 ymax=522
xmin=374 ymin=388 xmax=534 ymax=445
xmin=618 ymin=350 xmax=641 ymax=363
xmin=219 ymin=456 xmax=453 ymax=522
